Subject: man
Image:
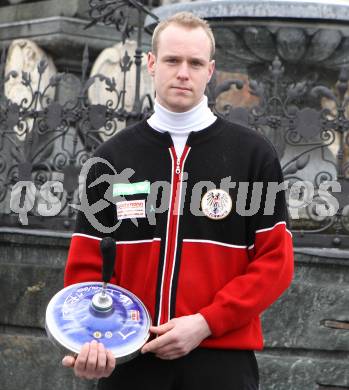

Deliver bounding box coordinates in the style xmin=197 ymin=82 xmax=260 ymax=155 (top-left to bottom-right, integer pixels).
xmin=62 ymin=12 xmax=294 ymax=390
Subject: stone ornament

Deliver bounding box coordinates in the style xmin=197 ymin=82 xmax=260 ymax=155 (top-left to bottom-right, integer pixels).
xmin=88 ymin=39 xmax=154 ymax=139
xmin=5 ymin=39 xmax=57 ymax=140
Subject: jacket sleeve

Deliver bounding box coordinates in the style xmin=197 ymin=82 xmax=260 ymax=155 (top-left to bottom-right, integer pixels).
xmin=199 ymin=154 xmax=294 ymax=338
xmin=64 ymin=157 xmax=118 ymax=287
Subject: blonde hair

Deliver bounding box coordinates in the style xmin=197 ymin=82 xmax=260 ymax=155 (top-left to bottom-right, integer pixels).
xmin=151 ymin=12 xmax=215 ymax=60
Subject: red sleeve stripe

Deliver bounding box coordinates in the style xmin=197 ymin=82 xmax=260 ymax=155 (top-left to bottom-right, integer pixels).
xmin=255 ymin=221 xmax=293 ymax=237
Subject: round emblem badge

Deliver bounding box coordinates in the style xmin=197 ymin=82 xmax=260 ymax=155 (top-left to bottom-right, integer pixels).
xmin=201 ymin=189 xmax=232 ymax=220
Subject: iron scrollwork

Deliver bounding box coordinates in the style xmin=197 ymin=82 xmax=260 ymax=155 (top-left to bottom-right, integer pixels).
xmin=0 ymin=47 xmax=153 ymax=230
xmin=217 ymin=54 xmax=349 ymax=241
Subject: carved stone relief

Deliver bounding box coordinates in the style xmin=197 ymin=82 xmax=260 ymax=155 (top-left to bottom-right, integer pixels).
xmin=5 ymin=39 xmax=56 ymax=140
xmin=88 ymin=39 xmax=154 ymax=138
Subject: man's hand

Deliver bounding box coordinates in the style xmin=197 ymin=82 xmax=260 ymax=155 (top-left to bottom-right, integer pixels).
xmin=62 ymin=340 xmax=116 ymax=380
xmin=141 ymin=313 xmax=211 ymax=360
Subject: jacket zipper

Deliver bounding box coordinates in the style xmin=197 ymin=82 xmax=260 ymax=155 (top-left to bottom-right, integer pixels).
xmin=157 ymin=145 xmax=190 ymax=325
xmin=176 ymin=157 xmax=181 ymax=175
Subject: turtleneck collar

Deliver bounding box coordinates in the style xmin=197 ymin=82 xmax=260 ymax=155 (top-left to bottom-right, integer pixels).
xmin=147 ymin=95 xmax=216 ymax=135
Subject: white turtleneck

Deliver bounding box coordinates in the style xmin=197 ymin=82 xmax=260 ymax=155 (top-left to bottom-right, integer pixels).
xmin=147 ymin=96 xmax=217 ymax=158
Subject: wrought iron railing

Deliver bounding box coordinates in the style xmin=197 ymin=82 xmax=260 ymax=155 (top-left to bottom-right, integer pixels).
xmin=1 ymin=0 xmax=349 ymax=247
xmin=214 ymin=58 xmax=349 ymax=246
xmin=0 ymin=0 xmax=157 ymax=230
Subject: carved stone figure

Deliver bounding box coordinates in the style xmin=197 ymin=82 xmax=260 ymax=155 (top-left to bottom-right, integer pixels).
xmin=88 ymin=39 xmax=154 ymax=139
xmin=5 ymin=39 xmax=57 ymax=140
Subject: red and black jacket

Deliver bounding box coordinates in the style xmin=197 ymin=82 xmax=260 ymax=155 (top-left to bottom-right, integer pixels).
xmin=64 ymin=116 xmax=294 ymax=351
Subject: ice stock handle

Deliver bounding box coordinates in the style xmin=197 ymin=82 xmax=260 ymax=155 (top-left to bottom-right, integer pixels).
xmin=100 ymin=237 xmax=116 ymax=284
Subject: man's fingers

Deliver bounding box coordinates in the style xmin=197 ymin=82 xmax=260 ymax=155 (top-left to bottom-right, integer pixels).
xmin=105 ymin=350 xmax=116 ymax=376
xmin=74 ymin=342 xmax=90 ymax=375
xmin=142 ymin=331 xmax=174 ymax=353
xmin=63 ymin=341 xmax=116 ymax=379
xmin=155 ymin=343 xmax=189 ymax=360
xmin=149 ymin=322 xmax=175 ymax=336
xmin=156 ymin=353 xmax=182 ymax=360
xmin=153 ymin=344 xmax=180 ymax=356
xmin=142 ymin=321 xmax=176 ymax=353
xmin=62 ymin=355 xmax=76 ymax=368
xmin=86 ymin=340 xmax=99 ymax=372
xmin=95 ymin=342 xmax=107 ymax=375
xmin=142 ymin=337 xmax=163 ymax=354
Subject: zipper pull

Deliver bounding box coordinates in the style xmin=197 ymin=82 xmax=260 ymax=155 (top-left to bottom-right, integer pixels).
xmin=176 ymin=158 xmax=181 ymax=175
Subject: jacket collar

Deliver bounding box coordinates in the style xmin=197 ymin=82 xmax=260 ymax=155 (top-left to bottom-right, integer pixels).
xmin=139 ymin=116 xmax=224 ymax=148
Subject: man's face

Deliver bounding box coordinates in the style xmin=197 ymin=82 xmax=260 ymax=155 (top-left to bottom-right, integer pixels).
xmin=147 ymin=24 xmax=215 ymax=113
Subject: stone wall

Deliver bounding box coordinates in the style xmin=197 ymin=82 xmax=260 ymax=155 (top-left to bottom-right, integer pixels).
xmin=1 ymin=230 xmax=348 ymax=390
xmin=0 ymin=230 xmax=95 ymax=390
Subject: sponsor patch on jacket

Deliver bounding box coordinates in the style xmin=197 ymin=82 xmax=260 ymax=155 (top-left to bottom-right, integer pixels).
xmin=116 ymin=200 xmax=146 ymax=219
xmin=113 ymin=181 xmax=150 ymax=196
xmin=201 ymin=189 xmax=232 ymax=220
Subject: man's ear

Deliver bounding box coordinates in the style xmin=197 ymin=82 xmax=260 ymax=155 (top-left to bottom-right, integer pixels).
xmin=207 ymin=60 xmax=215 ymax=83
xmin=147 ymin=52 xmax=156 ymax=77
